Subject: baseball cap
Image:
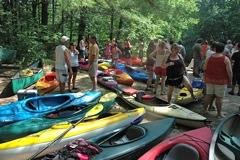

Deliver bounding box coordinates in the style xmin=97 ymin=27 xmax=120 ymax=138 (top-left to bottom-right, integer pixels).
xmin=61 ymin=36 xmax=69 ymax=42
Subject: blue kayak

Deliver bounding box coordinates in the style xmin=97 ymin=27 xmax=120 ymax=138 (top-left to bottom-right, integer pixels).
xmin=116 ymin=62 xmax=156 ymax=83
xmin=0 ymin=91 xmax=102 ymax=127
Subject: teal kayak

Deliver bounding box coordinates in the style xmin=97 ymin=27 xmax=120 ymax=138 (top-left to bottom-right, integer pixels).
xmin=89 ymin=118 xmax=175 ymax=160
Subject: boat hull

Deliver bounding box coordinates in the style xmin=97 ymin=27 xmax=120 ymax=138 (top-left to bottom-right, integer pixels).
xmin=209 ymin=111 xmax=240 ymax=160
xmin=0 ymin=108 xmax=146 ymax=160
xmin=104 ymin=68 xmax=134 ymax=86
xmin=0 ymin=93 xmax=110 ymax=143
xmin=91 ymin=118 xmax=175 ymax=160
xmin=0 ymin=91 xmax=102 ymax=126
xmin=0 ymin=49 xmax=17 ymax=64
xmin=139 ymin=127 xmax=212 ymax=160
xmin=11 ymin=59 xmax=44 ymax=93
xmin=36 ymin=72 xmax=59 ymax=96
xmin=114 ymin=87 xmax=210 ymax=128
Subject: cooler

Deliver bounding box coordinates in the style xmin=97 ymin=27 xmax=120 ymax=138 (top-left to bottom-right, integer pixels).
xmin=17 ymin=89 xmax=39 ymax=101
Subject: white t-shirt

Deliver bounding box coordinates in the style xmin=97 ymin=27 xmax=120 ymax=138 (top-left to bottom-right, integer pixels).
xmin=55 ymin=45 xmax=67 ymax=70
xmin=206 ymin=50 xmax=215 ymax=59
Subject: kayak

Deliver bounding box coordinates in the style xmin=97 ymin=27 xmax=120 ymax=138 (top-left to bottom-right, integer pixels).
xmin=116 ymin=62 xmax=156 ymax=83
xmin=104 ymin=68 xmax=134 ymax=86
xmin=176 ymin=79 xmax=205 ymax=105
xmin=0 ymin=92 xmax=116 ymax=143
xmin=0 ymin=108 xmax=146 ymax=160
xmin=90 ymin=118 xmax=175 ymax=160
xmin=209 ymin=111 xmax=240 ymax=160
xmin=78 ymin=61 xmax=89 ymax=70
xmin=113 ymin=86 xmax=211 ymax=128
xmin=44 ymin=118 xmax=175 ymax=160
xmin=97 ymin=70 xmax=118 ymax=89
xmin=35 ymin=72 xmax=59 ymax=96
xmin=118 ymin=57 xmax=146 ymax=66
xmin=139 ymin=127 xmax=212 ymax=160
xmin=11 ymin=59 xmax=44 ymax=93
xmin=0 ymin=91 xmax=102 ymax=127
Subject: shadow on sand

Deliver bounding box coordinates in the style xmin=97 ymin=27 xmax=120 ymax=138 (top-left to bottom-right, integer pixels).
xmin=0 ymin=82 xmax=14 ymax=98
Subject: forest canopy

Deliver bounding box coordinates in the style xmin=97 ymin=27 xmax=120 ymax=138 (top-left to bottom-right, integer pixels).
xmin=1 ymin=0 xmax=240 ymax=64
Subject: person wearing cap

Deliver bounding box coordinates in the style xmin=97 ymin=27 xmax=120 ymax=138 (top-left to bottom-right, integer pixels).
xmin=54 ymin=36 xmax=73 ymax=94
xmin=88 ymin=35 xmax=99 ymax=91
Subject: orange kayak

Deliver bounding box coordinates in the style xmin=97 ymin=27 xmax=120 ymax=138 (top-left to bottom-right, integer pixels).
xmin=35 ymin=72 xmax=59 ymax=95
xmin=104 ymin=69 xmax=134 ymax=86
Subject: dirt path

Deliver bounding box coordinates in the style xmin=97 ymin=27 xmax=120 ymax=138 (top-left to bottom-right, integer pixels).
xmin=0 ymin=65 xmax=239 ymax=138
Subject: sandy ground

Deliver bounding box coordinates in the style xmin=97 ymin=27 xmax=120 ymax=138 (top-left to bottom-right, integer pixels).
xmin=0 ymin=65 xmax=240 ymax=140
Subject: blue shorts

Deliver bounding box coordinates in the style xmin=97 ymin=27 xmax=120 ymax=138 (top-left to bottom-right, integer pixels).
xmin=56 ymin=69 xmax=68 ymax=83
xmin=80 ymin=50 xmax=85 ymax=59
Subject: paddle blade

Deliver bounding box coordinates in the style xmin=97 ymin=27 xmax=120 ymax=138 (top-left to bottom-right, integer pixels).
xmin=99 ymin=92 xmax=117 ymax=102
xmin=85 ymin=103 xmax=104 ymax=117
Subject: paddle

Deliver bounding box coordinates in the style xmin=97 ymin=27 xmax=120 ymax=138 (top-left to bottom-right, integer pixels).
xmin=28 ymin=95 xmax=114 ymax=160
xmin=55 ymin=92 xmax=117 ymax=112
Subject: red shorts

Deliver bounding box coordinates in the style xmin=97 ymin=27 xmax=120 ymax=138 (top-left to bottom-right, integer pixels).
xmin=154 ymin=66 xmax=166 ymax=76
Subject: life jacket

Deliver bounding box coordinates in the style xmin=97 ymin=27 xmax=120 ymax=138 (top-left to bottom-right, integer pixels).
xmin=43 ymin=138 xmax=102 ymax=160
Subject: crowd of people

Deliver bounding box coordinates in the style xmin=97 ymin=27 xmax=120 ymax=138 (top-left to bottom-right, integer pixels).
xmin=54 ymin=35 xmax=240 ymax=119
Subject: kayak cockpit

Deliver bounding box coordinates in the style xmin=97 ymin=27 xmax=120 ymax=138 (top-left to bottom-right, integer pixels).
xmin=95 ymin=125 xmax=147 ymax=147
xmin=156 ymin=143 xmax=200 ymax=160
xmin=23 ymin=95 xmax=73 ymax=112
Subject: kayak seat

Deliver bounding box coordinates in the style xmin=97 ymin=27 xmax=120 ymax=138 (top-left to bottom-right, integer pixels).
xmin=164 ymin=143 xmax=199 ymax=160
xmin=126 ymin=126 xmax=145 ymax=140
xmin=111 ymin=126 xmax=145 ymax=145
xmin=231 ymin=136 xmax=240 ymax=149
xmin=179 ymin=93 xmax=187 ymax=97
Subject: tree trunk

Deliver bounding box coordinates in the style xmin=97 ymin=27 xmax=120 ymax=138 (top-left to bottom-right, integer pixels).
xmin=77 ymin=8 xmax=87 ymax=49
xmin=110 ymin=8 xmax=114 ymax=40
xmin=117 ymin=17 xmax=123 ymax=40
xmin=52 ymin=0 xmax=55 ymax=27
xmin=41 ymin=0 xmax=49 ymax=25
xmin=70 ymin=10 xmax=73 ymax=41
xmin=32 ymin=0 xmax=38 ymax=18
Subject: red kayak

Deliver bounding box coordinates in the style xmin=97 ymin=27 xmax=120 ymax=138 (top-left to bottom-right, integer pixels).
xmin=118 ymin=57 xmax=146 ymax=66
xmin=139 ymin=127 xmax=212 ymax=160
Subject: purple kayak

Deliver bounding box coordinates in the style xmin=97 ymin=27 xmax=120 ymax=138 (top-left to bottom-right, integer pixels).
xmin=97 ymin=70 xmax=118 ymax=89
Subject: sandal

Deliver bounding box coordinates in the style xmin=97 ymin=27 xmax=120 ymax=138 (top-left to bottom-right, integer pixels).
xmin=161 ymin=92 xmax=167 ymax=95
xmin=72 ymin=87 xmax=79 ymax=90
xmin=208 ymin=106 xmax=217 ymax=111
xmin=145 ymin=88 xmax=150 ymax=91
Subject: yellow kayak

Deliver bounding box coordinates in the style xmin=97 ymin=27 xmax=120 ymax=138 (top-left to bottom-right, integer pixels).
xmin=176 ymin=87 xmax=204 ymax=106
xmin=0 ymin=108 xmax=145 ymax=160
xmin=176 ymin=80 xmax=205 ymax=106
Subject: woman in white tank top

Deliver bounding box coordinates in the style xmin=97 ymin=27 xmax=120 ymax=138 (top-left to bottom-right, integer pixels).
xmin=149 ymin=41 xmax=167 ymax=95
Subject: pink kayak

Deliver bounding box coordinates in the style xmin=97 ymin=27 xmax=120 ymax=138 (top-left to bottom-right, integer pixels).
xmin=139 ymin=127 xmax=212 ymax=160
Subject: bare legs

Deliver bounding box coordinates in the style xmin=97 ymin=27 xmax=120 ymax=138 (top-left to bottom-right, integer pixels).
xmin=146 ymin=67 xmax=154 ymax=90
xmin=90 ymin=76 xmax=97 ymax=91
xmin=204 ymin=94 xmax=224 ymax=117
xmin=154 ymin=75 xmax=166 ymax=94
xmin=167 ymin=85 xmax=174 ymax=102
xmin=182 ymin=75 xmax=196 ymax=100
xmin=68 ymin=72 xmax=77 ymax=90
xmin=59 ymin=83 xmax=65 ymax=94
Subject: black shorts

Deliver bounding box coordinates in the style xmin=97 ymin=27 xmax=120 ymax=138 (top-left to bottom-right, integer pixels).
xmin=232 ymin=72 xmax=240 ymax=85
xmin=166 ymin=76 xmax=183 ymax=86
xmin=68 ymin=66 xmax=78 ymax=73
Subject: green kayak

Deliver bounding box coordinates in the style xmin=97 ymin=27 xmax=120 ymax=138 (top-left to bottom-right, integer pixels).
xmin=0 ymin=93 xmax=116 ymax=143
